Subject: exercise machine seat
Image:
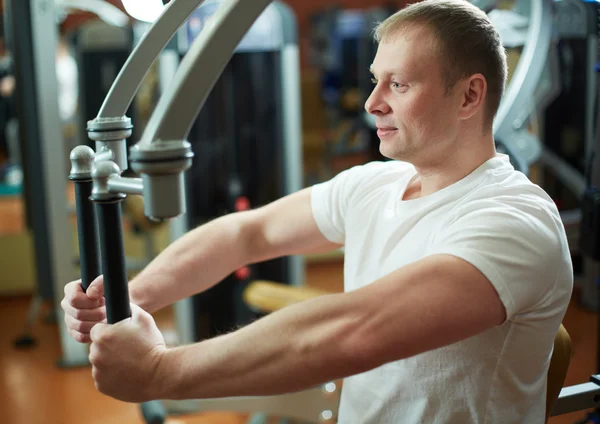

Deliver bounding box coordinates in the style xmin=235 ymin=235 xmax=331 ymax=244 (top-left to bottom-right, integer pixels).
xmin=546 ymin=324 xmax=571 ymax=422
xmin=243 ymin=280 xmax=332 ymax=313
xmin=243 ymin=281 xmax=572 ymax=423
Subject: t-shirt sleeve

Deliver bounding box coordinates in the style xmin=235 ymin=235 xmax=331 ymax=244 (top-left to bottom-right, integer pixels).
xmin=427 ymin=203 xmax=568 ymax=319
xmin=310 ymin=166 xmax=359 ymax=244
xmin=310 ymin=162 xmax=388 ymax=244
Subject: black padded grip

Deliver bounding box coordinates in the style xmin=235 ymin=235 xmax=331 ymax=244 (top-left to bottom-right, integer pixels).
xmin=96 ymin=201 xmax=131 ymax=324
xmin=74 ymin=181 xmax=100 ymax=292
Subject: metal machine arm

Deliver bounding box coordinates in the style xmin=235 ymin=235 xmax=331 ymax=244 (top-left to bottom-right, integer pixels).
xmin=97 ymin=0 xmax=204 ymax=119
xmin=493 ymin=0 xmax=553 ymax=167
xmin=137 ymin=0 xmax=273 ymax=145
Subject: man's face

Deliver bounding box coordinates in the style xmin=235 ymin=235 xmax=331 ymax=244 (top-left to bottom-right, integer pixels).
xmin=366 ymin=25 xmax=461 ymax=163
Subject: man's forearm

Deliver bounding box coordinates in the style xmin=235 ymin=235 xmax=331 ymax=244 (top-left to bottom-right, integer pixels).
xmin=156 ymin=291 xmax=374 ymax=400
xmin=129 ymin=212 xmax=253 ymax=313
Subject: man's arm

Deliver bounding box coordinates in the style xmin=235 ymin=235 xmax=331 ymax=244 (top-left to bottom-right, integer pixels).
xmin=129 ymin=187 xmax=341 ymax=313
xmin=155 ymin=254 xmax=505 ymax=399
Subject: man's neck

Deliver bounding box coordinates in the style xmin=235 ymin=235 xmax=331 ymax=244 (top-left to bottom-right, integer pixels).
xmin=405 ymin=134 xmax=496 ymax=199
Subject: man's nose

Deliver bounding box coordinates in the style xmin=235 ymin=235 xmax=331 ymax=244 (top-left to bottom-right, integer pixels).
xmin=365 ymin=86 xmax=391 ymax=116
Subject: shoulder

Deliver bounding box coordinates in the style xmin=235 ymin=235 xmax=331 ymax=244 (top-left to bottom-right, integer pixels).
xmin=461 ymin=169 xmax=562 ymax=229
xmin=447 ymin=171 xmax=570 ymax=271
xmin=433 ymin=174 xmax=573 ymax=314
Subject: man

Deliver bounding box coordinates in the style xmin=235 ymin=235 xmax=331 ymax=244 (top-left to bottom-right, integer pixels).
xmin=62 ymin=1 xmax=573 ymax=422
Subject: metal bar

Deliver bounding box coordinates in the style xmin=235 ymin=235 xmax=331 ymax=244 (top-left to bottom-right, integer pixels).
xmin=94 ymin=150 xmax=114 ymax=162
xmin=95 ymin=201 xmax=131 ymax=323
xmin=170 ymin=214 xmax=197 ymax=345
xmin=74 ymin=181 xmax=101 ymax=291
xmin=494 ymin=0 xmax=552 ymax=152
xmin=539 ymin=147 xmax=587 ymax=199
xmin=552 ymin=382 xmax=600 ymax=416
xmin=98 ymin=0 xmax=205 ymax=118
xmin=138 ymin=0 xmax=273 ymax=145
xmin=280 ymin=42 xmax=305 ymax=286
xmin=107 ymin=176 xmax=144 ymax=195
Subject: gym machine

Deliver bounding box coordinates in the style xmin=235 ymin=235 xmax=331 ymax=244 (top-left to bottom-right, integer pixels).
xmin=74 ymin=19 xmax=136 ymax=152
xmin=167 ymin=0 xmax=305 ymax=347
xmin=63 ymin=0 xmax=600 ymax=422
xmin=66 ymin=1 xmax=334 ymax=422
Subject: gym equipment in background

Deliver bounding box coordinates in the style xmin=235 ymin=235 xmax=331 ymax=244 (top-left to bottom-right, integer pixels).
xmin=164 ymin=0 xmax=305 ymax=347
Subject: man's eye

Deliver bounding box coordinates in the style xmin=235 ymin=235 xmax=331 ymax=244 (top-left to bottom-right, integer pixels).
xmin=391 ymin=82 xmax=407 ymax=91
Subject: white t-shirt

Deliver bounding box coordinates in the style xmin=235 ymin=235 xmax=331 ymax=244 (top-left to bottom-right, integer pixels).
xmin=310 ymin=154 xmax=573 ymax=424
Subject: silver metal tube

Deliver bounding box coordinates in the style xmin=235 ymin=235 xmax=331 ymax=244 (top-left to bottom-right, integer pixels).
xmin=98 ymin=0 xmax=205 ymax=118
xmin=138 ymin=0 xmax=273 ymax=144
xmin=552 ymin=382 xmax=600 ymax=415
xmin=95 ymin=140 xmax=127 ymax=171
xmin=107 ymin=175 xmax=144 ymax=195
xmin=493 ymin=0 xmax=552 ymax=150
xmin=538 ymin=147 xmax=586 ymax=198
xmin=281 ymin=43 xmax=305 ymax=286
xmin=94 ymin=149 xmax=114 ymax=162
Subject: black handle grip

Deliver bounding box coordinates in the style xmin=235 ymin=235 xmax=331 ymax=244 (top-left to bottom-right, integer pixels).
xmin=73 ymin=181 xmax=101 ymax=292
xmin=96 ymin=200 xmax=131 ymax=324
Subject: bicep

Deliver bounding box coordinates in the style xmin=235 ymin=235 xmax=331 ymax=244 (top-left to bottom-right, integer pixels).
xmin=246 ymin=187 xmax=342 ymax=263
xmin=349 ymin=254 xmax=506 ymax=365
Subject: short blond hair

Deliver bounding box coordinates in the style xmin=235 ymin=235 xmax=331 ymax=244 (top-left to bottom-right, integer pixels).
xmin=375 ymin=0 xmax=507 ymax=127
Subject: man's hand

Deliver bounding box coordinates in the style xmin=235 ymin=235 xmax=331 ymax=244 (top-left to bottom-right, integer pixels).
xmin=62 ymin=276 xmax=107 ymax=343
xmin=89 ymin=303 xmax=167 ymax=403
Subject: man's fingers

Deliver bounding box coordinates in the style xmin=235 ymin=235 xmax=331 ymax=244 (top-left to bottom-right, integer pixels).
xmin=90 ymin=322 xmax=110 ymax=343
xmin=64 ymin=279 xmax=83 ymax=296
xmin=61 ymin=298 xmax=107 ymax=322
xmin=64 ymin=280 xmax=104 ymax=309
xmin=87 ymin=276 xmax=105 ymax=300
xmin=68 ymin=328 xmax=91 ymax=344
xmin=67 ymin=293 xmax=104 ymax=310
xmin=65 ymin=313 xmax=107 ymax=334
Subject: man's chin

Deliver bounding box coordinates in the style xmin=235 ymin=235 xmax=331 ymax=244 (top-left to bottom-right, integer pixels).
xmin=379 ymin=141 xmax=408 ymax=161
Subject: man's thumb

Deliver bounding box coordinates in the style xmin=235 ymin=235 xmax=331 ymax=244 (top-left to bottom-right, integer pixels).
xmin=87 ymin=275 xmax=104 ymax=300
xmin=130 ymin=303 xmax=153 ymax=327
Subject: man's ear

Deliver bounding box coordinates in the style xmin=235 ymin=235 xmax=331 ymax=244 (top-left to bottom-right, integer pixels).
xmin=458 ymin=74 xmax=486 ymax=121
